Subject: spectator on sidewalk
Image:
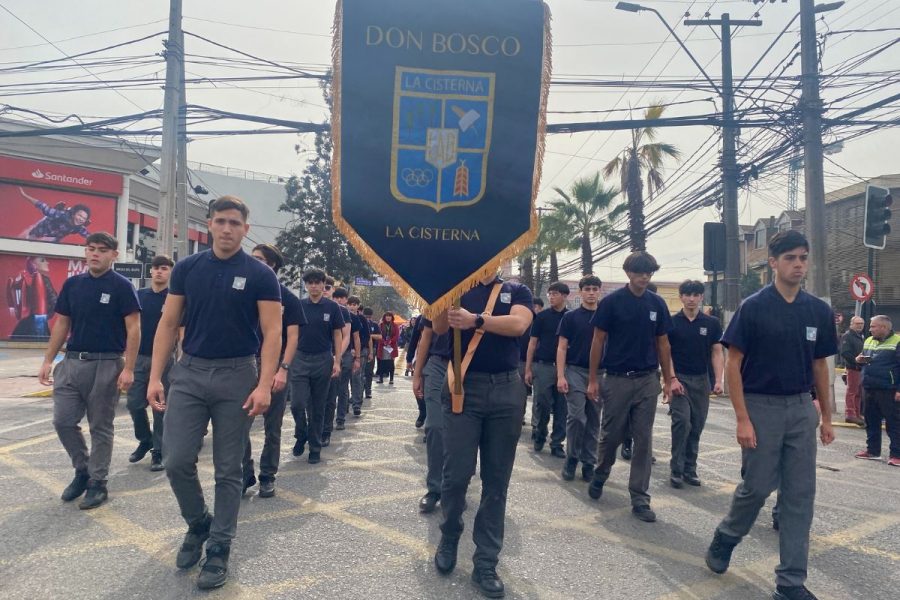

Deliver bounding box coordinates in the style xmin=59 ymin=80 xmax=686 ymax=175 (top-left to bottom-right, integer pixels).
xmin=854 ymin=315 xmax=900 ymax=467
xmin=841 ymin=316 xmax=866 ymax=427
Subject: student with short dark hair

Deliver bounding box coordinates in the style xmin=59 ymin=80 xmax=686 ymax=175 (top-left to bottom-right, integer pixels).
xmin=348 ymin=296 xmax=367 ymax=415
xmin=557 ymin=276 xmax=601 ymax=481
xmin=525 ymin=281 xmax=570 ymax=458
xmin=289 ymin=269 xmax=344 ymax=462
xmin=39 ymin=232 xmax=141 ymax=509
xmin=586 ymin=252 xmax=676 ymax=523
xmin=147 ymin=196 xmax=282 ymax=589
xmin=667 ymin=279 xmax=724 ymax=489
xmin=328 ymin=286 xmax=361 ymax=431
xmin=705 ymin=230 xmax=837 ymax=600
xmin=127 ymin=254 xmax=175 ymax=472
xmin=362 ymin=307 xmax=379 ymax=398
xmin=242 ymin=244 xmax=307 ymax=498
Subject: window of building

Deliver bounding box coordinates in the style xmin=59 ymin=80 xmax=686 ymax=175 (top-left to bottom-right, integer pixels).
xmin=755 ymin=228 xmax=766 ymax=249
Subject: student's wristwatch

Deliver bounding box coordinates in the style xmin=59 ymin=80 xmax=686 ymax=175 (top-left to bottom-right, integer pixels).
xmin=279 ymin=362 xmax=290 ymax=371
xmin=474 ymin=313 xmax=486 ymax=330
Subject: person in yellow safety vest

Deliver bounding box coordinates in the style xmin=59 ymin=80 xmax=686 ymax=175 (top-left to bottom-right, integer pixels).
xmin=854 ymin=314 xmax=900 ymax=467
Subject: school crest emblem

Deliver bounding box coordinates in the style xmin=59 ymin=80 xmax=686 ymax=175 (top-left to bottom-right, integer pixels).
xmin=391 ymin=67 xmax=494 ymax=211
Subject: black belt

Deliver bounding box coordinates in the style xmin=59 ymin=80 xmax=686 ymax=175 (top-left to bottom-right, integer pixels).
xmin=606 ymin=369 xmax=657 ymax=379
xmin=65 ymin=351 xmax=122 ymax=361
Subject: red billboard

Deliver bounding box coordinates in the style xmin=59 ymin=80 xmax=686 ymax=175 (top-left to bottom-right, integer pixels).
xmin=0 ymin=155 xmax=123 ymax=196
xmin=0 ymin=182 xmax=118 ymax=245
xmin=1 ymin=253 xmax=89 ymax=342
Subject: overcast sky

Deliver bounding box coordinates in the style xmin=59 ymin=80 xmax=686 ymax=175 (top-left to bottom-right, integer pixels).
xmin=2 ymin=0 xmax=897 ymax=282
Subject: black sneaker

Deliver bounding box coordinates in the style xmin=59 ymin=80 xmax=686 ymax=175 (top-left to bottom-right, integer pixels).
xmin=292 ymin=439 xmax=305 ymax=457
xmin=242 ymin=473 xmax=256 ymax=495
xmin=418 ymin=492 xmax=440 ymax=514
xmin=78 ymin=479 xmax=108 ymax=510
xmin=621 ymin=441 xmax=633 ymax=461
xmin=176 ymin=513 xmax=212 ymax=569
xmin=705 ymin=529 xmax=740 ymax=574
xmin=353 ymin=406 xmax=362 ymax=417
xmin=433 ymin=536 xmax=458 ymax=574
xmin=632 ymin=505 xmax=657 ymax=523
xmin=365 ymin=394 xmax=372 ymax=399
xmin=415 ymin=416 xmax=425 ymax=428
xmin=550 ymin=447 xmax=566 ymax=459
xmin=670 ymin=474 xmax=684 ymax=489
xmin=335 ymin=422 xmax=346 ymax=431
xmin=308 ymin=451 xmax=321 ymax=464
xmin=321 ymin=434 xmax=331 ymax=447
xmin=773 ymin=585 xmax=819 ymax=600
xmin=128 ymin=441 xmax=153 ymax=463
xmin=61 ymin=469 xmax=89 ymax=502
xmin=471 ymin=567 xmax=505 ymax=598
xmin=581 ymin=464 xmax=595 ymax=482
xmin=150 ymin=454 xmax=164 ymax=472
xmin=258 ymin=478 xmax=276 ymax=498
xmin=561 ymin=457 xmax=577 ymax=481
xmin=588 ymin=477 xmax=604 ymax=500
xmin=683 ymin=473 xmax=701 ymax=486
xmin=533 ymin=439 xmax=544 ymax=452
xmin=197 ymin=543 xmax=230 ymax=589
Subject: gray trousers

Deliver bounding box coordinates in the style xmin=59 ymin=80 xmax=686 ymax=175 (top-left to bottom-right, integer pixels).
xmin=126 ymin=354 xmax=172 ymax=456
xmin=441 ymin=370 xmax=525 ymax=570
xmin=669 ymin=372 xmax=710 ymax=477
xmin=595 ymin=372 xmax=660 ymax=507
xmin=532 ymin=361 xmax=566 ymax=449
xmin=717 ymin=393 xmax=818 ymax=587
xmin=351 ymin=349 xmax=367 ymax=409
xmin=328 ymin=351 xmax=354 ymax=429
xmin=163 ymin=355 xmax=257 ymax=546
xmin=243 ymin=382 xmax=288 ymax=481
xmin=290 ymin=351 xmax=333 ymax=452
xmin=423 ymin=358 xmax=448 ymax=495
xmin=564 ymin=365 xmax=600 ymax=465
xmin=53 ymin=356 xmax=124 ymax=482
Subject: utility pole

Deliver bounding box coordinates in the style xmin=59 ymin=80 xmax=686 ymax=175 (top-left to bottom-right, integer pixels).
xmin=800 ymin=0 xmax=829 ymax=300
xmin=685 ymin=13 xmax=762 ymax=312
xmin=176 ymin=23 xmax=189 ymax=260
xmin=157 ymin=0 xmax=182 ymax=258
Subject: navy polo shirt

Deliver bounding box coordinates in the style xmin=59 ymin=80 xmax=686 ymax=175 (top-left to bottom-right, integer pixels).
xmin=298 ymin=296 xmax=345 ymax=354
xmin=721 ymin=284 xmax=837 ymax=395
xmin=422 ymin=317 xmax=451 ymax=359
xmin=169 ymin=249 xmax=281 ymax=359
xmin=669 ymin=311 xmax=723 ymax=376
xmin=276 ymin=285 xmax=307 ymax=355
xmin=56 ymin=269 xmax=141 ymax=353
xmin=337 ymin=305 xmax=360 ymax=353
xmin=452 ymin=279 xmax=533 ymax=373
xmin=591 ymin=287 xmax=673 ymax=372
xmin=531 ymin=306 xmax=568 ymax=363
xmin=357 ymin=313 xmax=371 ymax=349
xmin=136 ymin=287 xmax=168 ymax=357
xmin=557 ymin=306 xmax=595 ymax=368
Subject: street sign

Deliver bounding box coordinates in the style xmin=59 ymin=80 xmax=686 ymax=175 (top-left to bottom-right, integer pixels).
xmin=114 ymin=262 xmax=144 ymax=279
xmin=849 ymin=273 xmax=874 ymax=302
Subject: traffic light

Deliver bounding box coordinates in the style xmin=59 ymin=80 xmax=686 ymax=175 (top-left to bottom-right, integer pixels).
xmin=863 ymin=184 xmax=893 ymax=250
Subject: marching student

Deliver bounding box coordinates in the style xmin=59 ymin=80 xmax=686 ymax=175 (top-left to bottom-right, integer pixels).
xmin=242 ymin=244 xmax=307 ymax=498
xmin=289 ymin=269 xmax=344 ymax=463
xmin=667 ymin=280 xmax=724 ymax=488
xmin=586 ymin=252 xmax=677 ymax=523
xmin=705 ymin=231 xmax=836 ymax=600
xmin=348 ymin=296 xmax=367 ymax=416
xmin=525 ymin=285 xmax=568 ymax=457
xmin=557 ymin=276 xmax=601 ymax=481
xmin=325 ymin=287 xmax=359 ymax=436
xmin=363 ymin=307 xmax=380 ymax=399
xmin=431 ymin=274 xmax=533 ymax=598
xmin=39 ymin=232 xmax=140 ymax=509
xmin=147 ymin=196 xmax=282 ymax=589
xmin=127 ymin=254 xmax=175 ymax=472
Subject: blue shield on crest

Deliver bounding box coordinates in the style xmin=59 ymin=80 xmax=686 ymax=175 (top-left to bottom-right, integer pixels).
xmin=391 ymin=67 xmax=495 ymax=211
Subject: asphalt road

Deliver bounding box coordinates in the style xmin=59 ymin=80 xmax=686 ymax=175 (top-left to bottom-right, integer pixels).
xmin=0 ymin=364 xmax=897 ymax=600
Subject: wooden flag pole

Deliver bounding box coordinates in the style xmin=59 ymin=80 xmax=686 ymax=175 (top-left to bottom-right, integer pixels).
xmin=451 ymin=296 xmax=464 ymax=414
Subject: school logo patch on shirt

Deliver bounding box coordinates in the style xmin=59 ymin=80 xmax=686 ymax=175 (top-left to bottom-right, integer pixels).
xmin=699 ymin=327 xmax=708 ymax=336
xmin=324 ymin=313 xmax=331 ymax=322
xmin=806 ymin=326 xmax=817 ymax=341
xmin=232 ymin=277 xmax=247 ymax=290
xmin=649 ymin=311 xmax=657 ymax=322
xmin=500 ymin=292 xmax=511 ymax=304
xmin=99 ymin=293 xmax=110 ymax=304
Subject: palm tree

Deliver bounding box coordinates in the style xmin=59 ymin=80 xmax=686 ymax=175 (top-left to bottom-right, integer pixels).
xmin=603 ymin=103 xmax=681 ymax=252
xmin=551 ymin=173 xmax=625 ymax=275
xmin=537 ymin=211 xmax=570 ymax=283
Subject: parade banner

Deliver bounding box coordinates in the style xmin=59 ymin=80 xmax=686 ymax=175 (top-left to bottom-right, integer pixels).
xmin=333 ymin=0 xmax=551 ymax=315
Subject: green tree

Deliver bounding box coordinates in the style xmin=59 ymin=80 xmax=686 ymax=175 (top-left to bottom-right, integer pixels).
xmin=276 ymin=77 xmax=371 ymax=284
xmin=551 ymin=173 xmax=625 ymax=275
xmin=603 ymin=104 xmax=681 ymax=252
xmin=538 ymin=211 xmax=571 ymax=283
xmin=740 ymin=271 xmax=763 ymax=299
xmin=354 ymin=285 xmax=411 ymax=319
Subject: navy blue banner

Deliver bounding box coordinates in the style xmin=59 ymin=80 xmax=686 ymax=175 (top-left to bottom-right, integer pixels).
xmin=333 ymin=0 xmax=550 ymax=313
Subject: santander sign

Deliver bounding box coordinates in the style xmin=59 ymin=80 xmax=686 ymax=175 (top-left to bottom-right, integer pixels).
xmin=0 ymin=155 xmax=122 ymax=196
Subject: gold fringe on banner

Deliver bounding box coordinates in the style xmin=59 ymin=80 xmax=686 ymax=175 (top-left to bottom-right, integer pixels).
xmin=331 ymin=1 xmax=553 ymax=320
